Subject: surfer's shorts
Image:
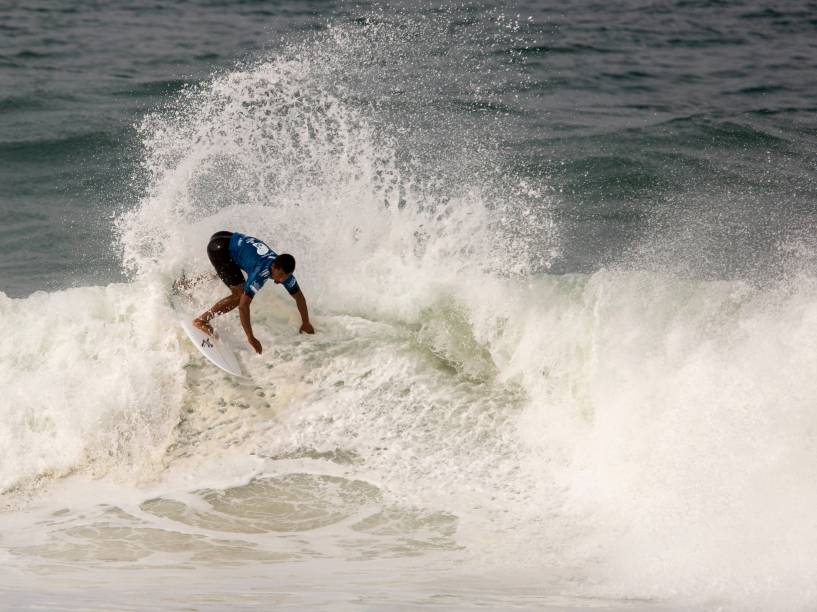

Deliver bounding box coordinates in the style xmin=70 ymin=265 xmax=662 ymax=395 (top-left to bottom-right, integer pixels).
xmin=207 ymin=231 xmax=245 ymax=288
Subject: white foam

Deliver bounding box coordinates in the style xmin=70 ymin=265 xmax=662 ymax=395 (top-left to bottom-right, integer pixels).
xmin=0 ymin=283 xmax=186 ymax=493
xmin=501 ymin=272 xmax=817 ymax=607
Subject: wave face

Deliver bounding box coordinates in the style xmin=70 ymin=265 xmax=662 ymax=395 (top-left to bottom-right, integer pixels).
xmin=4 ymin=8 xmax=817 ymax=612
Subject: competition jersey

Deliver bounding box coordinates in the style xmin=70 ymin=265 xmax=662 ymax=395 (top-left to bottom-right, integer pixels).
xmin=228 ymin=232 xmax=300 ymax=297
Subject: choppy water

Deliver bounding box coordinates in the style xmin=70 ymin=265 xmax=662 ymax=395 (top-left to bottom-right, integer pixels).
xmin=2 ymin=1 xmax=817 ymax=610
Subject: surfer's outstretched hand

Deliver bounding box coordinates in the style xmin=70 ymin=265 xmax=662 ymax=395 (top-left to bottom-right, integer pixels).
xmin=248 ymin=335 xmax=263 ymax=354
xmin=299 ymin=322 xmax=314 ymax=334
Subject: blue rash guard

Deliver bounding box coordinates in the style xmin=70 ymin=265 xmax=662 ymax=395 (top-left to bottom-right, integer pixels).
xmin=228 ymin=232 xmax=300 ymax=298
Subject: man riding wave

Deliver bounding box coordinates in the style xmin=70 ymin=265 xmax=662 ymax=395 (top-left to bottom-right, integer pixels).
xmin=193 ymin=231 xmax=314 ymax=354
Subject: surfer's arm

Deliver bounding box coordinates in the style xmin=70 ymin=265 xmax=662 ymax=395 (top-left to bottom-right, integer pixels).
xmin=239 ymin=292 xmax=262 ymax=354
xmin=292 ymin=290 xmax=314 ymax=334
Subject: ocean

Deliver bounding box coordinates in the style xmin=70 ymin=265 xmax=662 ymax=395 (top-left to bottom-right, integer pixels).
xmin=2 ymin=1 xmax=817 ymax=610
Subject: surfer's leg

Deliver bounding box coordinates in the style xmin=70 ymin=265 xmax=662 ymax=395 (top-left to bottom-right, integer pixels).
xmin=193 ymin=232 xmax=247 ymax=335
xmin=193 ymin=284 xmax=243 ymax=335
xmin=207 ymin=232 xmax=244 ymax=288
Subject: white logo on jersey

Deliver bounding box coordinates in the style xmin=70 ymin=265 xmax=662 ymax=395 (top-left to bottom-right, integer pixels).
xmin=246 ymin=237 xmax=270 ymax=256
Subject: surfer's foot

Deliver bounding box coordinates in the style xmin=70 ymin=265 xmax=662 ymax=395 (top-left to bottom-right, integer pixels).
xmin=193 ymin=317 xmax=214 ymax=336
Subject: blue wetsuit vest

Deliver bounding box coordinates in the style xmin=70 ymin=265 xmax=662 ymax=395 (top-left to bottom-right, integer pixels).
xmin=229 ymin=232 xmax=300 ymax=297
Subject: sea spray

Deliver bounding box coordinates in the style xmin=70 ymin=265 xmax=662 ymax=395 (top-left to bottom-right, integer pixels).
xmin=115 ymin=13 xmax=558 ymax=294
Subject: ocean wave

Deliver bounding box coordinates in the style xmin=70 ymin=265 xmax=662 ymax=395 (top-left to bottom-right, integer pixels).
xmin=5 ymin=266 xmax=817 ymax=606
xmin=4 ymin=9 xmax=817 ymax=608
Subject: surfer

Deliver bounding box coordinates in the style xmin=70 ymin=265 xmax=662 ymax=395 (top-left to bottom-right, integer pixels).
xmin=193 ymin=231 xmax=314 ymax=354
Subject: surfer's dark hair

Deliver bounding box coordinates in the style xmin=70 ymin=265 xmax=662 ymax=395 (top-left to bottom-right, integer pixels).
xmin=273 ymin=253 xmax=296 ymax=274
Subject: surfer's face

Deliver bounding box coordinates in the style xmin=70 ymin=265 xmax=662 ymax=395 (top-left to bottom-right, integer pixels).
xmin=271 ymin=266 xmax=289 ymax=284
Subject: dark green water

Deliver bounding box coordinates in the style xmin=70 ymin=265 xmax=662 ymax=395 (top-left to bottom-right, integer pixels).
xmin=1 ymin=0 xmax=816 ymax=294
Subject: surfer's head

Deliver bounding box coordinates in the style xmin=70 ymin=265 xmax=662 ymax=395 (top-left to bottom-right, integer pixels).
xmin=271 ymin=254 xmax=295 ymax=282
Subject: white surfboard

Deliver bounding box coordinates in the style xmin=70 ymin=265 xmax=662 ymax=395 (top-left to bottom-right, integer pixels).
xmin=180 ymin=319 xmax=243 ymax=377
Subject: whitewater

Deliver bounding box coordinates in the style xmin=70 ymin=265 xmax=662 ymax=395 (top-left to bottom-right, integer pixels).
xmin=3 ymin=8 xmax=817 ymax=612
